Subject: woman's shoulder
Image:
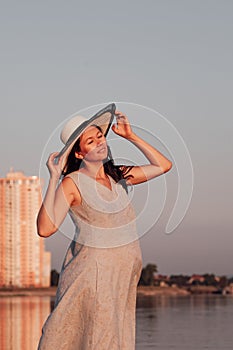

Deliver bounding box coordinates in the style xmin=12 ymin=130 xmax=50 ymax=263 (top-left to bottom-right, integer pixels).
xmin=63 ymin=170 xmax=80 ymax=180
xmin=61 ymin=172 xmax=82 ymax=200
xmin=61 ymin=170 xmax=83 ymax=188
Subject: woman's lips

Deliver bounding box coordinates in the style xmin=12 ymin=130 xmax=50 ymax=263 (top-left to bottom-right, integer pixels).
xmin=97 ymin=145 xmax=107 ymax=153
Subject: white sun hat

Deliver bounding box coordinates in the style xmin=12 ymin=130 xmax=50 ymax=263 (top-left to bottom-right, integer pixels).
xmin=56 ymin=103 xmax=116 ymax=171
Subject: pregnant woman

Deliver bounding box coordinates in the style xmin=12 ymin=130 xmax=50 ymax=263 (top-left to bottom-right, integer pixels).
xmin=37 ymin=103 xmax=172 ymax=349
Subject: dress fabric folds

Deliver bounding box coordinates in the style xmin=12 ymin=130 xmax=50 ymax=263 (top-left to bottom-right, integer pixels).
xmin=38 ymin=171 xmax=143 ymax=350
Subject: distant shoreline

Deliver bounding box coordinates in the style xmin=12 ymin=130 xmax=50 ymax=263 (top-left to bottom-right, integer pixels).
xmin=137 ymin=285 xmax=190 ymax=296
xmin=0 ymin=285 xmax=225 ymax=297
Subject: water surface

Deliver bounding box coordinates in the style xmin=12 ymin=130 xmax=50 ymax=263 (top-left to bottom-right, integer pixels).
xmin=136 ymin=294 xmax=233 ymax=349
xmin=1 ymin=294 xmax=233 ymax=349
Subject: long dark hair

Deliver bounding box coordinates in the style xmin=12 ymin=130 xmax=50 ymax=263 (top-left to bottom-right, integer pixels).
xmin=62 ymin=126 xmax=133 ymax=193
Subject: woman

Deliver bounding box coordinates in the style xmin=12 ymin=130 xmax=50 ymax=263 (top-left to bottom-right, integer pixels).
xmin=37 ymin=104 xmax=172 ymax=350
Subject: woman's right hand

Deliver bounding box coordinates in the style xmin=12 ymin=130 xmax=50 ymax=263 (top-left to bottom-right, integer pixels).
xmin=46 ymin=152 xmax=63 ymax=180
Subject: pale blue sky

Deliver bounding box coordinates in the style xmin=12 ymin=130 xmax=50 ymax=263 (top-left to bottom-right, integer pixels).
xmin=1 ymin=0 xmax=232 ymax=275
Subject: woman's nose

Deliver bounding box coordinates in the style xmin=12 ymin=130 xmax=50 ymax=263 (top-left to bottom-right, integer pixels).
xmin=96 ymin=138 xmax=104 ymax=145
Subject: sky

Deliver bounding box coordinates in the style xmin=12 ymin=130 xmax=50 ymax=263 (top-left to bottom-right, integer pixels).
xmin=0 ymin=0 xmax=232 ymax=275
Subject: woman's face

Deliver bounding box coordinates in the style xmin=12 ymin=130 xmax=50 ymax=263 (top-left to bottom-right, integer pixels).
xmin=76 ymin=125 xmax=108 ymax=162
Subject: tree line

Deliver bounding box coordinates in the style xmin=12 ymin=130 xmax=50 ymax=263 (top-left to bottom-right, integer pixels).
xmin=50 ymin=264 xmax=233 ymax=288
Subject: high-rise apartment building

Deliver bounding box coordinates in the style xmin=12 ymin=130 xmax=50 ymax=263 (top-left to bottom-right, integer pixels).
xmin=0 ymin=171 xmax=51 ymax=287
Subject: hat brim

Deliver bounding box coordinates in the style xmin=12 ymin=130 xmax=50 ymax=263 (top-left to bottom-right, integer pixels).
xmin=56 ymin=103 xmax=116 ymax=171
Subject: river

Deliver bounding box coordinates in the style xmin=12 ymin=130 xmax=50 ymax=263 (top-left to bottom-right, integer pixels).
xmin=0 ymin=294 xmax=232 ymax=349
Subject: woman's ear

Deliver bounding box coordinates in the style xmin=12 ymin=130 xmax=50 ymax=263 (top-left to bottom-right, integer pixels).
xmin=75 ymin=151 xmax=84 ymax=159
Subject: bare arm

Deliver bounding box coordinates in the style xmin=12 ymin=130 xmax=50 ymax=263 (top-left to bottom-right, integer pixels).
xmin=37 ymin=153 xmax=81 ymax=237
xmin=112 ymin=111 xmax=172 ymax=185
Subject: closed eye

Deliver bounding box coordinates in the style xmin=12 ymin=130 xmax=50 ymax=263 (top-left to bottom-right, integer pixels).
xmin=86 ymin=132 xmax=103 ymax=144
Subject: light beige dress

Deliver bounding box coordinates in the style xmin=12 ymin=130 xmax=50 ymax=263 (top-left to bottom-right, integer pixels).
xmin=38 ymin=171 xmax=143 ymax=350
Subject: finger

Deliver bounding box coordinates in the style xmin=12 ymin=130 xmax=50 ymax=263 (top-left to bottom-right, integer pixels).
xmin=58 ymin=155 xmax=65 ymax=166
xmin=116 ymin=112 xmax=127 ymax=119
xmin=111 ymin=124 xmax=120 ymax=133
xmin=116 ymin=116 xmax=128 ymax=126
xmin=49 ymin=152 xmax=59 ymax=160
xmin=115 ymin=110 xmax=122 ymax=115
xmin=112 ymin=124 xmax=117 ymax=130
xmin=115 ymin=110 xmax=126 ymax=118
xmin=116 ymin=115 xmax=126 ymax=120
xmin=47 ymin=153 xmax=60 ymax=167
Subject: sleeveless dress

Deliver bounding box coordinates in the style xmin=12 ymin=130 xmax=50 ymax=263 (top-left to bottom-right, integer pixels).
xmin=38 ymin=171 xmax=143 ymax=350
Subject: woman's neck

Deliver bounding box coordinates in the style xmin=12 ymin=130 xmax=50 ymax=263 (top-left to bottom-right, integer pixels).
xmin=80 ymin=161 xmax=106 ymax=179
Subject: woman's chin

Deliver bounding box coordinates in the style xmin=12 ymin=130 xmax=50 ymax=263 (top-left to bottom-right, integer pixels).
xmin=97 ymin=150 xmax=108 ymax=160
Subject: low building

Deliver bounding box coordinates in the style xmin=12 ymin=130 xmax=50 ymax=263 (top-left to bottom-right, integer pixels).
xmin=188 ymin=274 xmax=205 ymax=285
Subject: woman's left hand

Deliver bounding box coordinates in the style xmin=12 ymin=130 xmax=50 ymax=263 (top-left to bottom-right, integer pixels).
xmin=111 ymin=110 xmax=134 ymax=139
